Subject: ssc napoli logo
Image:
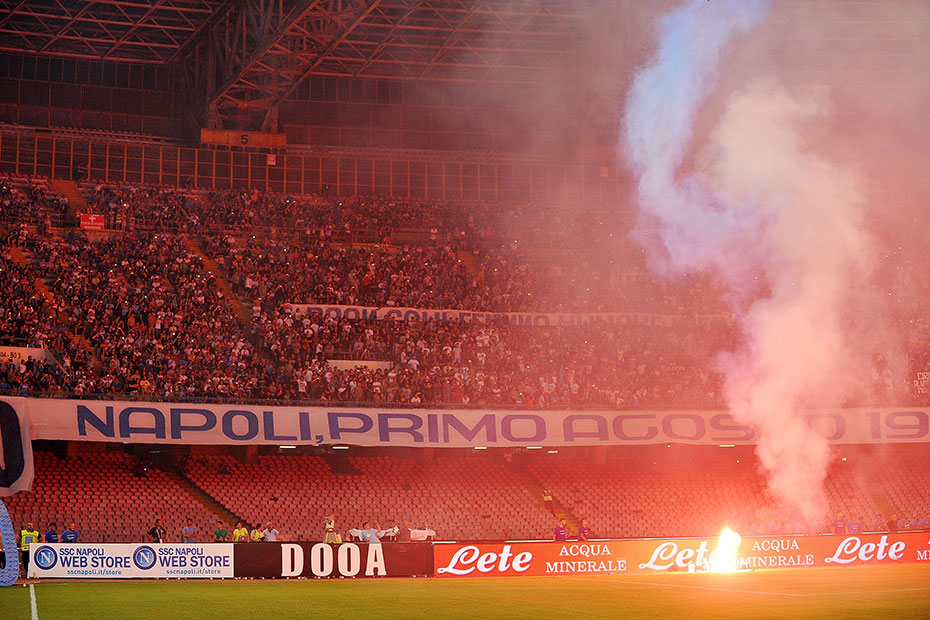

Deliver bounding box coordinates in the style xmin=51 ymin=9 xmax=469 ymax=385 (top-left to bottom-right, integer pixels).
xmin=34 ymin=546 xmax=58 ymax=570
xmin=133 ymin=545 xmax=157 ymax=570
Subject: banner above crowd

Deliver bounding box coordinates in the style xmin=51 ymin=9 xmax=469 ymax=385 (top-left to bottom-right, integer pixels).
xmin=290 ymin=303 xmax=729 ymax=328
xmin=2 ymin=397 xmax=929 ymax=450
xmin=0 ymin=346 xmax=54 ymax=367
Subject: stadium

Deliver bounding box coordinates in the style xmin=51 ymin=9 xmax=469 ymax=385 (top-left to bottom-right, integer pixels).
xmin=0 ymin=0 xmax=929 ymax=618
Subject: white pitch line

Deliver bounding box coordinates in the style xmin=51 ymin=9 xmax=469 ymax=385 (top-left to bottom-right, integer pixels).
xmin=799 ymin=586 xmax=930 ymax=597
xmin=563 ymin=576 xmax=804 ymax=597
xmin=564 ymin=576 xmax=930 ymax=599
xmin=30 ymin=583 xmax=39 ymax=620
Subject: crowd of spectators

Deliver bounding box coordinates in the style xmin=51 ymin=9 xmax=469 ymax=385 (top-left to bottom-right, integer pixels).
xmin=79 ymin=183 xmax=490 ymax=240
xmin=197 ymin=190 xmax=478 ymax=238
xmin=245 ymin=304 xmax=729 ymax=407
xmin=75 ymin=183 xmax=731 ymax=315
xmin=0 ymin=176 xmax=69 ymax=227
xmin=21 ymin=228 xmax=263 ymax=398
xmin=0 ymin=229 xmax=93 ymax=396
xmin=0 ymin=179 xmax=925 ymax=407
xmin=81 ymin=182 xmax=199 ymax=230
xmin=216 ymin=232 xmax=484 ymax=310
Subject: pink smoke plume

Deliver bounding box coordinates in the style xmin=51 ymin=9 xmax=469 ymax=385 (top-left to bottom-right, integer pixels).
xmin=621 ymin=0 xmax=881 ymax=524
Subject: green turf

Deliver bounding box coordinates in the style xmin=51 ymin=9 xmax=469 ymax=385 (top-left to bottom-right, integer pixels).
xmin=1 ymin=564 xmax=928 ymax=620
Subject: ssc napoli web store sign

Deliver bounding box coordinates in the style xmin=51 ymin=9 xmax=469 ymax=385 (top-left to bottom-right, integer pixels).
xmin=29 ymin=544 xmax=234 ymax=579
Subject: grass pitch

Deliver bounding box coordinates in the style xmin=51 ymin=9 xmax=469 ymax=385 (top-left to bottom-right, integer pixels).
xmin=1 ymin=564 xmax=929 ymax=619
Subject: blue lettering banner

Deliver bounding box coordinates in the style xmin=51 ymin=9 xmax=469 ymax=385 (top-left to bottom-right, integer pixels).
xmin=289 ymin=303 xmax=729 ymax=328
xmin=3 ymin=397 xmax=929 ymax=448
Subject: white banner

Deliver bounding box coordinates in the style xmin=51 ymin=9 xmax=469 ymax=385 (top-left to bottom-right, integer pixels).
xmin=0 ymin=399 xmax=34 ymax=496
xmin=4 ymin=397 xmax=930 ymax=448
xmin=290 ymin=303 xmax=729 ymax=328
xmin=29 ymin=543 xmax=234 ymax=579
xmin=0 ymin=347 xmax=53 ymax=367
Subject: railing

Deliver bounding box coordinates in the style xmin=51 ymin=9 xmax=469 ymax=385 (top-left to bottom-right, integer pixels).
xmin=0 ymin=389 xmax=725 ymax=411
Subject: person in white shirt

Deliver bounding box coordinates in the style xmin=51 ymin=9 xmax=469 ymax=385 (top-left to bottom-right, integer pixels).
xmin=262 ymin=522 xmax=280 ymax=542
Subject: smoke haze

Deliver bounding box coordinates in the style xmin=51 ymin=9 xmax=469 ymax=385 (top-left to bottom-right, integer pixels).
xmin=618 ymin=0 xmax=930 ymax=524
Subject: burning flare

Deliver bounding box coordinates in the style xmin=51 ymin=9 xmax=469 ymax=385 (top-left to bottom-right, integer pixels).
xmin=713 ymin=527 xmax=743 ymax=573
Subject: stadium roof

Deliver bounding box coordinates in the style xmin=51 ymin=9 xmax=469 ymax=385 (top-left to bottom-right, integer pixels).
xmin=0 ymin=0 xmax=591 ymax=130
xmin=0 ymin=0 xmax=583 ymax=77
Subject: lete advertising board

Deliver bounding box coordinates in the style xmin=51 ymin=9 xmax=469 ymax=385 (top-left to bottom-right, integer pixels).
xmin=434 ymin=532 xmax=930 ymax=577
xmin=29 ymin=543 xmax=234 ymax=579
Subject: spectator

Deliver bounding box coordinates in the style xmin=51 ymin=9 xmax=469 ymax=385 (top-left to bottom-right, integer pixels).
xmin=43 ymin=523 xmax=58 ymax=543
xmin=351 ymin=522 xmax=396 ymax=543
xmin=181 ymin=518 xmax=199 ymax=543
xmin=213 ymin=521 xmax=228 ymax=542
xmin=60 ymin=523 xmax=80 ymax=543
xmin=886 ymin=514 xmax=899 ymax=534
xmin=553 ymin=518 xmax=568 ymax=542
xmin=261 ymin=522 xmax=279 ymax=542
xmin=577 ymin=518 xmax=590 ymax=541
xmin=232 ymin=522 xmax=249 ymax=543
xmin=148 ymin=519 xmax=167 ymax=543
xmin=847 ymin=515 xmax=863 ymax=535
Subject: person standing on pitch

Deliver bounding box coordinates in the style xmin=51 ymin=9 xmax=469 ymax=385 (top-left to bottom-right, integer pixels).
xmin=553 ymin=518 xmax=568 ymax=542
xmin=20 ymin=522 xmax=40 ymax=577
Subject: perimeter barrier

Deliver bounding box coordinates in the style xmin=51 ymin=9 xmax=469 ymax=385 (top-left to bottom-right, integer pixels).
xmin=26 ymin=532 xmax=930 ymax=580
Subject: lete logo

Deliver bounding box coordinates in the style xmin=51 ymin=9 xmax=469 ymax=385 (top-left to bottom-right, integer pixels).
xmin=133 ymin=545 xmax=157 ymax=570
xmin=437 ymin=545 xmax=533 ymax=575
xmin=825 ymin=535 xmax=905 ymax=565
xmin=638 ymin=540 xmax=715 ymax=571
xmin=34 ymin=546 xmax=58 ymax=570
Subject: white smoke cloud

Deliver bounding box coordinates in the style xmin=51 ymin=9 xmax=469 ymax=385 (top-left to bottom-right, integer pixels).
xmin=621 ymin=0 xmax=884 ymax=524
xmin=710 ymin=80 xmax=875 ymax=523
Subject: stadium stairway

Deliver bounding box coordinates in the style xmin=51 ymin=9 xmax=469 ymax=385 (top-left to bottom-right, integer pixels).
xmin=321 ymin=451 xmax=362 ymax=475
xmin=456 ymin=250 xmax=480 ymax=277
xmin=851 ymin=465 xmax=896 ymax=519
xmin=8 ymin=245 xmax=100 ymax=373
xmin=50 ymin=178 xmax=86 ymax=221
xmin=182 ymin=235 xmax=252 ymax=329
xmin=507 ymin=461 xmax=581 ymax=535
xmin=166 ymin=470 xmax=251 ymax=530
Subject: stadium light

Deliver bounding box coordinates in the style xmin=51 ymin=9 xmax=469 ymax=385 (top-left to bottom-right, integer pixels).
xmin=332 ymin=446 xmax=350 ymax=450
xmin=279 ymin=445 xmax=296 ymax=450
xmin=525 ymin=446 xmax=542 ymax=450
xmin=718 ymin=444 xmax=735 ymax=448
xmin=547 ymin=450 xmax=559 ymax=454
xmin=473 ymin=446 xmax=488 ymax=450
